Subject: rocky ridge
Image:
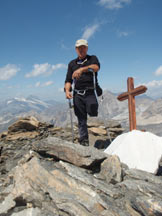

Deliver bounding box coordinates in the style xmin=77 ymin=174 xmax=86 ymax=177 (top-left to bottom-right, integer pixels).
xmin=0 ymin=117 xmax=162 ymax=216
xmin=0 ymin=116 xmax=124 ymax=147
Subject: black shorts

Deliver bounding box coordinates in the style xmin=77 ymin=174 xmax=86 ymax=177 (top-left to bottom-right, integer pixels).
xmin=73 ymin=91 xmax=98 ymax=119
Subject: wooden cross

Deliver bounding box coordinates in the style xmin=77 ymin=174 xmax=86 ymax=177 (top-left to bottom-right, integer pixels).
xmin=117 ymin=77 xmax=147 ymax=131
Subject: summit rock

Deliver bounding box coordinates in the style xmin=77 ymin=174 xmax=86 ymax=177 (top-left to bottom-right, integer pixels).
xmin=0 ymin=117 xmax=162 ymax=215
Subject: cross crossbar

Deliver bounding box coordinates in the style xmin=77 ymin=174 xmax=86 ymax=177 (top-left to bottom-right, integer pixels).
xmin=118 ymin=85 xmax=147 ymax=101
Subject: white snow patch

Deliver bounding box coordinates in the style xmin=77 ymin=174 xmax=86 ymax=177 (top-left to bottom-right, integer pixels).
xmin=0 ymin=119 xmax=11 ymax=124
xmin=14 ymin=97 xmax=27 ymax=102
xmin=104 ymin=130 xmax=162 ymax=174
xmin=14 ymin=97 xmax=36 ymax=104
xmin=7 ymin=100 xmax=13 ymax=104
xmin=13 ymin=97 xmax=49 ymax=108
xmin=30 ymin=98 xmax=49 ymax=107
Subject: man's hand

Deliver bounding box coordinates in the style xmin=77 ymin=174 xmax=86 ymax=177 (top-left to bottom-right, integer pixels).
xmin=72 ymin=64 xmax=99 ymax=80
xmin=72 ymin=68 xmax=83 ymax=80
xmin=66 ymin=90 xmax=73 ymax=99
xmin=64 ymin=82 xmax=73 ymax=99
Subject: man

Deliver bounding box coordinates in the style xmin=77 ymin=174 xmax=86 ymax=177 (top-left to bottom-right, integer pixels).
xmin=64 ymin=39 xmax=100 ymax=146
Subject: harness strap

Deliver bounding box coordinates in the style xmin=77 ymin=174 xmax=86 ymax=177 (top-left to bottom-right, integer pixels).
xmin=74 ymin=87 xmax=94 ymax=96
xmin=74 ymin=89 xmax=86 ymax=96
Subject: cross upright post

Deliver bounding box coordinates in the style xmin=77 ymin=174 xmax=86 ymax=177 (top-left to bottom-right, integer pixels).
xmin=117 ymin=77 xmax=147 ymax=131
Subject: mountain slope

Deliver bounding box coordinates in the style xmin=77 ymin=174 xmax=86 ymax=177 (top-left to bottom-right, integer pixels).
xmin=0 ymin=92 xmax=162 ymax=135
xmin=0 ymin=96 xmax=61 ymax=132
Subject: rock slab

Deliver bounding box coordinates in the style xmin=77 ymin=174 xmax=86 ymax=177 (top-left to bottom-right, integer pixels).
xmin=32 ymin=136 xmax=108 ymax=168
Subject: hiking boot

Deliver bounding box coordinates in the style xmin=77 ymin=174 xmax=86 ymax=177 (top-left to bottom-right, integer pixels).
xmin=79 ymin=139 xmax=89 ymax=146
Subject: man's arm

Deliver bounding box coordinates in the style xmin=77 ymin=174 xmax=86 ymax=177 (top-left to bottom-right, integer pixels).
xmin=64 ymin=62 xmax=73 ymax=99
xmin=64 ymin=82 xmax=73 ymax=99
xmin=81 ymin=64 xmax=99 ymax=73
xmin=72 ymin=64 xmax=99 ymax=79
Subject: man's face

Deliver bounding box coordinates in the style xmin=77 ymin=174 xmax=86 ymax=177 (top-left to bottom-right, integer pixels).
xmin=76 ymin=45 xmax=88 ymax=59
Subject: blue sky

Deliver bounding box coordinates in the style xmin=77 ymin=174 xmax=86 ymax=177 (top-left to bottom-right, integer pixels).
xmin=0 ymin=0 xmax=162 ymax=101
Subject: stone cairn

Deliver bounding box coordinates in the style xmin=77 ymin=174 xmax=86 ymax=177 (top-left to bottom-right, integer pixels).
xmin=0 ymin=116 xmax=162 ymax=216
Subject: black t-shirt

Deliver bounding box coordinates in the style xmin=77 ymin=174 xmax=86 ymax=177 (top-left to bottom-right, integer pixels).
xmin=65 ymin=55 xmax=100 ymax=90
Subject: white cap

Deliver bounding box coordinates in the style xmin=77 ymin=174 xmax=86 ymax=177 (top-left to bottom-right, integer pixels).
xmin=75 ymin=39 xmax=88 ymax=47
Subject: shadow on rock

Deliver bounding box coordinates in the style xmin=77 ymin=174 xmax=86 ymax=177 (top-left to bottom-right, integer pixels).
xmin=94 ymin=139 xmax=113 ymax=150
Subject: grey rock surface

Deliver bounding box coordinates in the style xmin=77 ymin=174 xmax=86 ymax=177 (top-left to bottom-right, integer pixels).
xmin=130 ymin=196 xmax=162 ymax=216
xmin=0 ymin=194 xmax=16 ymax=214
xmin=124 ymin=168 xmax=162 ymax=184
xmin=99 ymin=155 xmax=123 ymax=184
xmin=32 ymin=136 xmax=107 ymax=169
xmin=0 ymin=117 xmax=162 ymax=215
xmin=11 ymin=208 xmax=41 ymax=216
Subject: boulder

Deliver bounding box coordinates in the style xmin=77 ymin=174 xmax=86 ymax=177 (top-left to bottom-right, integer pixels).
xmin=32 ymin=136 xmax=107 ymax=169
xmin=6 ymin=131 xmax=39 ymax=141
xmin=99 ymin=155 xmax=123 ymax=184
xmin=0 ymin=131 xmax=8 ymax=138
xmin=89 ymin=127 xmax=107 ymax=136
xmin=8 ymin=116 xmax=39 ymax=133
xmin=86 ymin=119 xmax=124 ymax=146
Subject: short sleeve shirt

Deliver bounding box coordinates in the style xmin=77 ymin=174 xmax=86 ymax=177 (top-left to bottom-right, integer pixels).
xmin=65 ymin=55 xmax=100 ymax=90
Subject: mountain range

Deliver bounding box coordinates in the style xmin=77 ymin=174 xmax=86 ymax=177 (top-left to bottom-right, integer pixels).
xmin=0 ymin=91 xmax=162 ymax=136
xmin=0 ymin=95 xmax=64 ymax=132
